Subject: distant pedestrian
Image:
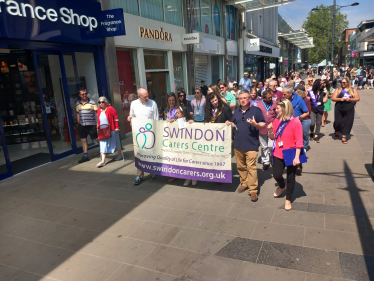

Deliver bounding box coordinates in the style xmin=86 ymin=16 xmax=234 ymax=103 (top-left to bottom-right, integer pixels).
xmin=332 ymin=77 xmax=360 ymax=144
xmin=226 ymin=90 xmax=266 ymax=202
xmin=368 ymin=70 xmax=374 ymax=89
xmin=239 ymin=72 xmax=252 ymax=91
xmin=191 ymin=87 xmax=206 ymax=122
xmin=295 ymin=86 xmax=311 ymax=152
xmin=177 ymin=89 xmax=193 ymax=115
xmin=228 ymin=77 xmax=237 ymax=90
xmin=96 ymin=97 xmax=122 ymax=167
xmin=308 ymin=79 xmax=328 ymax=143
xmin=268 ymin=99 xmax=303 ymax=211
xmin=128 ymin=88 xmax=159 ymax=185
xmin=200 ymin=80 xmax=208 ymax=96
xmin=322 ymin=80 xmax=333 ymax=126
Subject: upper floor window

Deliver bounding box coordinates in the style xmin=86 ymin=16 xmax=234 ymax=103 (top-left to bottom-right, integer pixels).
xmin=111 ymin=0 xmax=183 ymax=27
xmin=192 ymin=0 xmax=223 ymax=37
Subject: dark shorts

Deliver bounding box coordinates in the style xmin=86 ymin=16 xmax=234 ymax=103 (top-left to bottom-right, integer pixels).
xmin=78 ymin=124 xmax=98 ymax=140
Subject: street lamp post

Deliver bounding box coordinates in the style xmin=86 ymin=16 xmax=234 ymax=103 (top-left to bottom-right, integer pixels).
xmin=311 ymin=2 xmax=359 ymax=81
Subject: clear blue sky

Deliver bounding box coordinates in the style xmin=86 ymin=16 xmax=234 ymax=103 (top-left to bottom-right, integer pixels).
xmin=279 ymin=0 xmax=372 ymax=29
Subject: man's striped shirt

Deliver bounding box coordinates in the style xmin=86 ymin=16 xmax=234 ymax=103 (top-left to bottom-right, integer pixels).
xmin=76 ymin=98 xmax=97 ymax=126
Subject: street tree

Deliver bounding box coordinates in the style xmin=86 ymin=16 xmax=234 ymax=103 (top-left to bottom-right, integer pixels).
xmin=302 ymin=4 xmax=348 ymax=65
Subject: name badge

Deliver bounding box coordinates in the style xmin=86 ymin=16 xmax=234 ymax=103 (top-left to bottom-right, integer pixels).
xmin=317 ymin=102 xmax=321 ymax=105
xmin=195 ymin=112 xmax=199 ymax=115
xmin=278 ymin=141 xmax=283 ymax=147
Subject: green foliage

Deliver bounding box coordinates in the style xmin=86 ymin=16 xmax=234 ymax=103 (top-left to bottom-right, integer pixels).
xmin=302 ymin=4 xmax=349 ymax=64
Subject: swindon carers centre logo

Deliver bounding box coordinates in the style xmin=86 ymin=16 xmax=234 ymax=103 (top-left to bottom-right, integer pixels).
xmin=136 ymin=123 xmax=155 ymax=149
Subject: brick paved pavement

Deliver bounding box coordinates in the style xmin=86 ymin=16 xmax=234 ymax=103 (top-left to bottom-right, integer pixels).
xmin=0 ymin=89 xmax=373 ymax=281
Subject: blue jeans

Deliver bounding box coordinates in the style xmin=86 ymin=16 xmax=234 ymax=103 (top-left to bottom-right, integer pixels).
xmin=301 ymin=119 xmax=311 ymax=149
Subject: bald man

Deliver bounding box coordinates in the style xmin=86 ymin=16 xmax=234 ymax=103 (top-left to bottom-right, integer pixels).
xmin=128 ymin=88 xmax=159 ymax=185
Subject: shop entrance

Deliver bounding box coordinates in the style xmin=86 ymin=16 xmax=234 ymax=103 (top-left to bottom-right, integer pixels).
xmin=0 ymin=49 xmax=100 ymax=176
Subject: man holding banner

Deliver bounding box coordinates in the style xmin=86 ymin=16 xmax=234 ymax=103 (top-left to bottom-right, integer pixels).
xmin=226 ymin=90 xmax=266 ymax=202
xmin=128 ymin=88 xmax=159 ymax=185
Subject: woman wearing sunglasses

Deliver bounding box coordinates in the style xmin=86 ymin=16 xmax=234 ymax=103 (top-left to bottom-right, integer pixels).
xmin=308 ymin=79 xmax=328 ymax=143
xmin=164 ymin=93 xmax=179 ymax=121
xmin=96 ymin=96 xmax=123 ymax=167
xmin=219 ymin=83 xmax=236 ymax=110
xmin=191 ymin=87 xmax=206 ymax=122
xmin=177 ymin=89 xmax=193 ymax=116
xmin=332 ymin=77 xmax=360 ymax=144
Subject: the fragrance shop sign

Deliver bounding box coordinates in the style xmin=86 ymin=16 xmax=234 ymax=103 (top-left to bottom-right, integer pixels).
xmin=0 ymin=0 xmax=124 ymax=45
xmin=139 ymin=27 xmax=172 ymax=42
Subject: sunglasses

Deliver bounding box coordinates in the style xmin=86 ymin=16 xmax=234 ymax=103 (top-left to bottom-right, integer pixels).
xmin=98 ymin=101 xmax=106 ymax=104
xmin=241 ymin=111 xmax=246 ymax=121
xmin=179 ymin=94 xmax=186 ymax=97
xmin=195 ymin=92 xmax=200 ymax=94
xmin=219 ymin=87 xmax=225 ymax=89
xmin=81 ymin=93 xmax=87 ymax=95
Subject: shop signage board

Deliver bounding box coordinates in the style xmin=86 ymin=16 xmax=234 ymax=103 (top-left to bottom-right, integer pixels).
xmin=260 ymin=45 xmax=272 ymax=54
xmin=182 ymin=33 xmax=200 ymax=44
xmin=0 ymin=0 xmax=105 ymax=45
xmin=132 ymin=118 xmax=232 ymax=183
xmin=100 ymin=8 xmax=125 ymax=37
xmin=246 ymin=38 xmax=260 ymax=52
xmin=139 ymin=27 xmax=172 ymax=41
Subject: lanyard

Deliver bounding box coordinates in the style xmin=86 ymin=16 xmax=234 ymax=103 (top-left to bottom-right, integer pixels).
xmin=271 ymin=117 xmax=294 ymax=153
xmin=262 ymin=100 xmax=271 ymax=112
xmin=342 ymin=89 xmax=356 ymax=105
xmin=195 ymin=99 xmax=201 ymax=111
xmin=309 ymin=90 xmax=323 ymax=112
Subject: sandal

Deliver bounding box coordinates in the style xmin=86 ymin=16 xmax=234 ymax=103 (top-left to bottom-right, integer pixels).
xmin=335 ymin=132 xmax=340 ymax=140
xmin=274 ymin=187 xmax=286 ymax=198
xmin=342 ymin=136 xmax=348 ymax=144
xmin=168 ymin=177 xmax=176 ymax=183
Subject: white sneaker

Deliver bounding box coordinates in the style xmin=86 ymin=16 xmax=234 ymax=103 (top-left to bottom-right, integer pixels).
xmin=183 ymin=179 xmax=191 ymax=186
xmin=114 ymin=155 xmax=123 ymax=161
xmin=192 ymin=180 xmax=197 ymax=186
xmin=96 ymin=162 xmax=105 ymax=167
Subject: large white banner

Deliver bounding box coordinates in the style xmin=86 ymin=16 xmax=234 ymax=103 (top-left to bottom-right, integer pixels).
xmin=132 ymin=118 xmax=232 ymax=183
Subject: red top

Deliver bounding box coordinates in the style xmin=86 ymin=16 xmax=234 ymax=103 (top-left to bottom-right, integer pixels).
xmin=97 ymin=105 xmax=120 ymax=131
xmin=272 ymin=90 xmax=284 ymax=102
xmin=257 ymin=100 xmax=277 ymax=135
xmin=302 ymin=97 xmax=311 ymax=120
xmin=272 ymin=117 xmax=303 ymax=159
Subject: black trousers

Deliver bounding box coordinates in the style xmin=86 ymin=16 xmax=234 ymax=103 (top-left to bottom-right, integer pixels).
xmin=273 ymin=156 xmax=297 ymax=201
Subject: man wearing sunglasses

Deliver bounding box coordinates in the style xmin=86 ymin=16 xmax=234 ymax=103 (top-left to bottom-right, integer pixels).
xmin=226 ymin=90 xmax=266 ymax=202
xmin=76 ymin=89 xmax=98 ymax=163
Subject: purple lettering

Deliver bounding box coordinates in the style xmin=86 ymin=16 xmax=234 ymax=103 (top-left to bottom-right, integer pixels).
xmin=185 ymin=128 xmax=192 ymax=139
xmin=195 ymin=129 xmax=203 ymax=140
xmin=170 ymin=128 xmax=180 ymax=138
xmin=204 ymin=129 xmax=214 ymax=141
xmin=163 ymin=127 xmax=169 ymax=137
xmin=216 ymin=130 xmax=225 ymax=142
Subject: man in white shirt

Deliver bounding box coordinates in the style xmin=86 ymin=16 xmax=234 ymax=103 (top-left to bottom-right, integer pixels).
xmin=239 ymin=72 xmax=252 ymax=91
xmin=128 ymin=88 xmax=158 ymax=185
xmin=228 ymin=77 xmax=237 ymax=90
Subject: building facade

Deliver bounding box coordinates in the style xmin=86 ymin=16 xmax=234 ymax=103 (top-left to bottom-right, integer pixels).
xmin=356 ymin=20 xmax=374 ymax=70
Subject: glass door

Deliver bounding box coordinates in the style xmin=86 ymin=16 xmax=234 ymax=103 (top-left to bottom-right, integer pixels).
xmin=35 ymin=53 xmax=74 ymax=159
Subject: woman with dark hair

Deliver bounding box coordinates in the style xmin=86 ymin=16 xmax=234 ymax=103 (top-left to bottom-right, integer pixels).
xmin=332 ymin=77 xmax=360 ymax=144
xmin=256 ymin=81 xmax=264 ymax=98
xmin=177 ymin=88 xmax=193 ymax=116
xmin=322 ymin=79 xmax=333 ymax=126
xmin=208 ymin=84 xmax=220 ymax=96
xmin=204 ymin=92 xmax=232 ymax=123
xmin=308 ymin=79 xmax=328 ymax=142
xmin=219 ymin=82 xmax=236 ymax=110
xmin=164 ymin=93 xmax=179 ymax=121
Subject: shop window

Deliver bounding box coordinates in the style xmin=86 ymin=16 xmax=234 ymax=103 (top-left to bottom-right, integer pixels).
xmin=111 ymin=0 xmax=139 ymax=16
xmin=228 ymin=56 xmax=237 ymax=81
xmin=212 ymin=0 xmax=222 ymax=37
xmin=211 ymin=56 xmax=222 ymax=85
xmin=74 ymin=52 xmax=99 ymax=148
xmin=164 ymin=0 xmax=183 ymax=27
xmin=140 ymin=0 xmax=164 ymax=22
xmin=144 ymin=50 xmax=167 ymax=70
xmin=244 ymin=55 xmax=258 ymax=82
xmin=200 ymin=0 xmax=213 ymax=34
xmin=116 ymin=49 xmax=138 ymax=133
xmin=172 ymin=52 xmax=185 ymax=92
xmin=191 ymin=0 xmax=201 ymax=32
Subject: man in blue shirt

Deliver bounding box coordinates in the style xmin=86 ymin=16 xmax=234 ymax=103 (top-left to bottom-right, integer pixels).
xmin=283 ymin=85 xmax=309 ymax=175
xmin=239 ymin=72 xmax=252 ymax=91
xmin=226 ymin=90 xmax=265 ymax=202
xmin=356 ymin=65 xmax=362 ymax=75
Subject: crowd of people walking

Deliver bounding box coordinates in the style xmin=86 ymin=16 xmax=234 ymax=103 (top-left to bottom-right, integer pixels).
xmin=75 ymin=67 xmax=362 ymax=211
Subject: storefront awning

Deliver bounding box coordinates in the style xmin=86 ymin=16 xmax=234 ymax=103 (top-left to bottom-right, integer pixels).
xmin=227 ymin=0 xmax=295 ymax=12
xmin=278 ymin=31 xmax=315 ymax=49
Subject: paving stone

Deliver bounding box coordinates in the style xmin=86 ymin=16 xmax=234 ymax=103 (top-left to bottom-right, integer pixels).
xmin=27 ymin=204 xmax=75 ymax=222
xmin=278 ymin=202 xmax=308 ymax=211
xmin=0 ymin=213 xmax=26 ymax=233
xmin=193 ymin=213 xmax=257 ymax=238
xmin=257 ymin=241 xmax=340 ymax=277
xmin=61 ymin=230 xmax=114 ymax=254
xmin=0 ymin=265 xmax=23 ymax=280
xmin=159 ymin=209 xmax=202 ymax=227
xmin=236 ymin=262 xmax=305 ymax=281
xmin=46 ymin=252 xmax=121 ymax=281
xmin=183 ymin=254 xmax=242 ymax=281
xmin=251 ymin=222 xmax=305 ymax=246
xmin=325 ymin=213 xmax=366 ymax=233
xmin=308 ymin=203 xmax=355 ymax=216
xmin=227 ymin=203 xmax=274 ymax=222
xmin=93 ymin=236 xmax=156 ymax=265
xmin=339 ymin=252 xmax=374 ymax=281
xmin=193 ymin=199 xmax=234 ymax=216
xmin=95 ymin=217 xmax=144 ymax=236
xmin=304 ymin=227 xmax=374 ymax=256
xmin=162 ymin=195 xmax=202 ymax=211
xmin=140 ymin=245 xmax=196 ymax=276
xmin=215 ymin=237 xmax=262 ymax=262
xmin=128 ymin=221 xmax=182 ymax=244
xmin=107 ymin=264 xmax=178 ymax=281
xmin=12 ymin=272 xmax=55 ymax=281
xmin=128 ymin=204 xmax=171 ymax=222
xmin=169 ymin=228 xmax=233 ymax=254
xmin=305 ymin=273 xmax=351 ymax=281
xmin=272 ymin=209 xmax=324 ymax=229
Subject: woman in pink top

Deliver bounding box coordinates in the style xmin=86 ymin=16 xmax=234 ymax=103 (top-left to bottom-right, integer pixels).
xmin=268 ymin=99 xmax=303 ymax=211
